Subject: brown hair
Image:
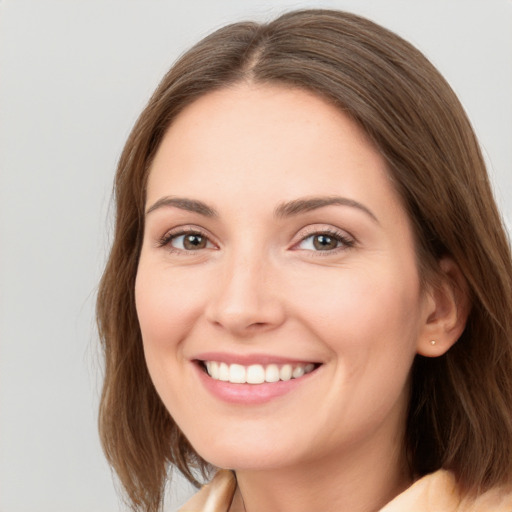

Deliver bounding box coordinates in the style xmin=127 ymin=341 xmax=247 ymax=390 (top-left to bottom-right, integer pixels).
xmin=97 ymin=9 xmax=512 ymax=511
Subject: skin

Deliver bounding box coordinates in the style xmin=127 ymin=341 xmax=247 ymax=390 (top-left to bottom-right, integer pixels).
xmin=135 ymin=84 xmax=464 ymax=512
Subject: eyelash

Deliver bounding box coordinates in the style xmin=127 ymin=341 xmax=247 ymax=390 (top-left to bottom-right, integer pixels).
xmin=157 ymin=227 xmax=214 ymax=254
xmin=157 ymin=227 xmax=355 ymax=255
xmin=294 ymin=228 xmax=355 ymax=255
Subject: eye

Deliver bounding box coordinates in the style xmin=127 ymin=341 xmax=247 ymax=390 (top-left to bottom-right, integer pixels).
xmin=296 ymin=230 xmax=354 ymax=252
xmin=159 ymin=229 xmax=215 ymax=252
xmin=172 ymin=233 xmax=210 ymax=250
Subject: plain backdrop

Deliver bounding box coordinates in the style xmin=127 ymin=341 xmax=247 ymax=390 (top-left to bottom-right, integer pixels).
xmin=0 ymin=1 xmax=510 ymax=511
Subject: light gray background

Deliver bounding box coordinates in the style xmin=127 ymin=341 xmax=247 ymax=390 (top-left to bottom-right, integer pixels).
xmin=1 ymin=1 xmax=510 ymax=511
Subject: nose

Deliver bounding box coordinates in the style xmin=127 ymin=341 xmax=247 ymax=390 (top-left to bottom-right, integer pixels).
xmin=205 ymin=253 xmax=286 ymax=337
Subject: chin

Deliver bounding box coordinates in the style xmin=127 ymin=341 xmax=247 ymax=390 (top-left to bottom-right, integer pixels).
xmin=193 ymin=439 xmax=296 ymax=472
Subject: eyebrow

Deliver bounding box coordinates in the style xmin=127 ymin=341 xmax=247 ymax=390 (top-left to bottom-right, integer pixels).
xmin=145 ymin=195 xmax=378 ymax=223
xmin=274 ymin=196 xmax=379 ymax=223
xmin=146 ymin=196 xmax=218 ymax=217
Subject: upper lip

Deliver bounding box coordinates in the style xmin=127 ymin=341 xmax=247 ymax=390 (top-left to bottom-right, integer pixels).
xmin=192 ymin=352 xmax=321 ymax=366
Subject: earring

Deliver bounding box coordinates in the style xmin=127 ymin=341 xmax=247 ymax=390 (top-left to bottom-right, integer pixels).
xmin=430 ymin=340 xmax=437 ymax=346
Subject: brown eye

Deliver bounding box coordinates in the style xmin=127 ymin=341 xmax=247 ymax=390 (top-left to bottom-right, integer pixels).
xmin=312 ymin=234 xmax=339 ymax=251
xmin=182 ymin=234 xmax=207 ymax=250
xmin=296 ymin=230 xmax=354 ymax=253
xmin=166 ymin=232 xmax=213 ymax=251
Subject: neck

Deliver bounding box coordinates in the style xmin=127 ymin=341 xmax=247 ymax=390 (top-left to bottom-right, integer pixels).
xmin=231 ymin=430 xmax=412 ymax=512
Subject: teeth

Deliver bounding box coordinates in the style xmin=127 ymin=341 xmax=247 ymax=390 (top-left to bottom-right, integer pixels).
xmin=218 ymin=362 xmax=230 ymax=381
xmin=292 ymin=366 xmax=305 ymax=379
xmin=280 ymin=364 xmax=292 ymax=381
xmin=246 ymin=364 xmax=265 ymax=384
xmin=230 ymin=364 xmax=246 ymax=383
xmin=265 ymin=364 xmax=280 ymax=383
xmin=203 ymin=361 xmax=316 ymax=384
xmin=206 ymin=361 xmax=218 ymax=379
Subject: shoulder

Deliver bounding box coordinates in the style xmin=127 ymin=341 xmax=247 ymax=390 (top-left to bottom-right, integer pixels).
xmin=380 ymin=470 xmax=512 ymax=512
xmin=176 ymin=469 xmax=512 ymax=512
xmin=177 ymin=470 xmax=236 ymax=512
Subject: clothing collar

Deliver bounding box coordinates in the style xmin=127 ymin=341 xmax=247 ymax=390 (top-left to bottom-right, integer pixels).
xmin=178 ymin=468 xmax=512 ymax=512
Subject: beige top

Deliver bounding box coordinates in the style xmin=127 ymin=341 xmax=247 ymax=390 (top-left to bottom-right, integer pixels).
xmin=178 ymin=469 xmax=512 ymax=512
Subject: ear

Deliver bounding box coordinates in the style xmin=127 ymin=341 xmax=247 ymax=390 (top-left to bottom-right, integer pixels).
xmin=417 ymin=257 xmax=471 ymax=357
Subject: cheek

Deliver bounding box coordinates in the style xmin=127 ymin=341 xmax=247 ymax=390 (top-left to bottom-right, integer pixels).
xmin=135 ymin=264 xmax=203 ymax=345
xmin=292 ymin=262 xmax=423 ymax=362
xmin=306 ymin=267 xmax=421 ymax=407
xmin=134 ymin=263 xmax=209 ymax=395
xmin=134 ymin=264 xmax=205 ymax=415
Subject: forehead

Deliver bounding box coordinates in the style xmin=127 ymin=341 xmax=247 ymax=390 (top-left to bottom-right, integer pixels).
xmin=146 ymin=84 xmax=404 ymax=221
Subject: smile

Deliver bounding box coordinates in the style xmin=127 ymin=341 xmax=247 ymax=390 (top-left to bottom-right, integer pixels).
xmin=202 ymin=361 xmax=317 ymax=384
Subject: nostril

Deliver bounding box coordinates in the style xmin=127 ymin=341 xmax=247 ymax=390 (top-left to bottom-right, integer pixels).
xmin=248 ymin=322 xmax=268 ymax=329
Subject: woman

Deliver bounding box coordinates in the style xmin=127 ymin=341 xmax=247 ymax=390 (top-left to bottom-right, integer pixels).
xmin=97 ymin=9 xmax=512 ymax=512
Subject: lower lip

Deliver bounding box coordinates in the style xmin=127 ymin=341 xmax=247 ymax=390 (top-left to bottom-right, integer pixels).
xmin=194 ymin=364 xmax=318 ymax=405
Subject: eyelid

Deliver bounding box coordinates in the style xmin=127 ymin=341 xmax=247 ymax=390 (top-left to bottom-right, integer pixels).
xmin=156 ymin=225 xmax=218 ymax=251
xmin=291 ymin=225 xmax=356 ymax=252
xmin=154 ymin=223 xmax=355 ymax=254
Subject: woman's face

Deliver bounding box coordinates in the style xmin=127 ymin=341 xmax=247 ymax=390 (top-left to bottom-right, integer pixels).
xmin=135 ymin=84 xmax=434 ymax=471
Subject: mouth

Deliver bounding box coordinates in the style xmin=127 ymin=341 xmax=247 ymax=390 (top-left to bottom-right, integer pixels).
xmin=197 ymin=360 xmax=321 ymax=384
